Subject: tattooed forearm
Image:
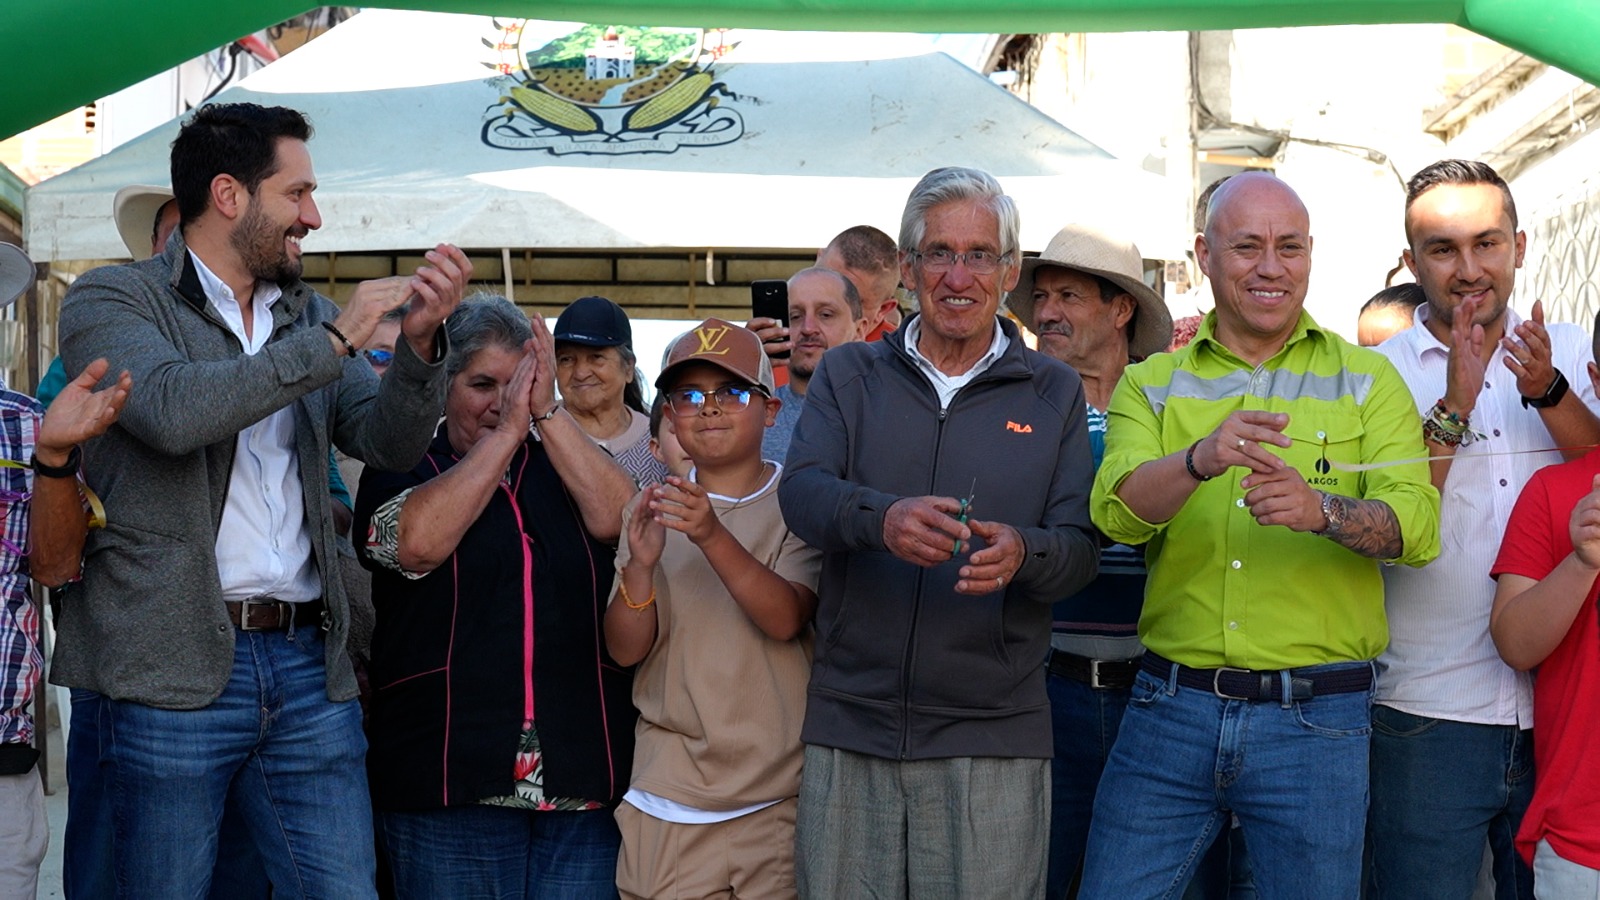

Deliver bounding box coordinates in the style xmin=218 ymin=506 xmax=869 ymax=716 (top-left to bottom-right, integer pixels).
xmin=1322 ymin=495 xmax=1403 ymax=560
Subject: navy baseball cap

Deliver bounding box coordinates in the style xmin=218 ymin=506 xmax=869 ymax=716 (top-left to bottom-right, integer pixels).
xmin=553 ymin=296 xmax=632 ymax=347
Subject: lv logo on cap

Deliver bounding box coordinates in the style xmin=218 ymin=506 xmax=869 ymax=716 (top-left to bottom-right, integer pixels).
xmin=693 ymin=325 xmax=732 ymax=356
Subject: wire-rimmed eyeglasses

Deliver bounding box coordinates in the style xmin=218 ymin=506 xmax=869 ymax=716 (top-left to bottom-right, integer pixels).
xmin=911 ymin=248 xmax=1011 ymax=275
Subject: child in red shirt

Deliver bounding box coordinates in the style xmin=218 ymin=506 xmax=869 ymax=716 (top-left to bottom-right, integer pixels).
xmin=1490 ymin=354 xmax=1600 ymax=886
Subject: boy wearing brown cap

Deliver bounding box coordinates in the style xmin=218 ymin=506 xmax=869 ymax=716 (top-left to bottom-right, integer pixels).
xmin=604 ymin=318 xmax=821 ymax=899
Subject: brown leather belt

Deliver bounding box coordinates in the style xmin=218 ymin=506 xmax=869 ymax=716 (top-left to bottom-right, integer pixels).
xmin=224 ymin=597 xmax=327 ymax=632
xmin=1047 ymin=648 xmax=1142 ymax=690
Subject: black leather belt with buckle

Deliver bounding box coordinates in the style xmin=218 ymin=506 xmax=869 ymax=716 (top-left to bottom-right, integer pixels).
xmin=1141 ymin=652 xmax=1372 ymax=701
xmin=1047 ymin=649 xmax=1142 ymax=690
xmin=225 ymin=597 xmax=329 ymax=632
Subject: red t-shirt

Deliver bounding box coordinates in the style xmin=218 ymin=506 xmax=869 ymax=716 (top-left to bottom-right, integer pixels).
xmin=1490 ymin=449 xmax=1600 ymax=867
xmin=865 ymin=319 xmax=896 ymax=343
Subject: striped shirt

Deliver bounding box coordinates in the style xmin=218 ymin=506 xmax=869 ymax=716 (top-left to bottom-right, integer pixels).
xmin=1052 ymin=404 xmax=1146 ymax=658
xmin=1374 ymin=304 xmax=1599 ymax=726
xmin=0 ymin=386 xmax=40 ymax=747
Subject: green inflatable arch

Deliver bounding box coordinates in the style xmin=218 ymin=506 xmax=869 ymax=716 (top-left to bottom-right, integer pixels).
xmin=4 ymin=0 xmax=1598 ymax=141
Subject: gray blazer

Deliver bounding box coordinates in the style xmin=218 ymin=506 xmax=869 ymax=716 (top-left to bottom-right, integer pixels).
xmin=54 ymin=234 xmax=448 ymax=709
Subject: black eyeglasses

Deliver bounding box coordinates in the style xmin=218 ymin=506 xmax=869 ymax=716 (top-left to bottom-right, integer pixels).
xmin=664 ymin=385 xmax=766 ymax=416
xmin=363 ymin=348 xmax=394 ymax=366
xmin=912 ymin=248 xmax=1010 ymax=275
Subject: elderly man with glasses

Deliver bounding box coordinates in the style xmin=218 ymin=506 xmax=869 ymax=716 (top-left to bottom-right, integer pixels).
xmin=778 ymin=166 xmax=1100 ymax=899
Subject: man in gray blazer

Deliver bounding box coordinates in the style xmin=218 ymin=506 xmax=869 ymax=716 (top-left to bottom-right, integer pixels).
xmin=55 ymin=102 xmax=471 ymax=898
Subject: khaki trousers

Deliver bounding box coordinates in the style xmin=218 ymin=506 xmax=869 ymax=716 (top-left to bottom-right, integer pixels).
xmin=795 ymin=745 xmax=1049 ymax=900
xmin=616 ymin=797 xmax=798 ymax=899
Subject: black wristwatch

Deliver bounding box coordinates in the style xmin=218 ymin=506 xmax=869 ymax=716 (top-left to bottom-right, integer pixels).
xmin=1521 ymin=369 xmax=1570 ymax=409
xmin=31 ymin=445 xmax=80 ymax=479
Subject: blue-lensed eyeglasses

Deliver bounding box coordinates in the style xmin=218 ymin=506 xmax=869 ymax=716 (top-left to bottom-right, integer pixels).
xmin=664 ymin=385 xmax=766 ymax=416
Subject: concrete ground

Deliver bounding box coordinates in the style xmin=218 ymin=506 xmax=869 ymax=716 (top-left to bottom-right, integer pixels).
xmin=36 ymin=713 xmax=66 ymax=899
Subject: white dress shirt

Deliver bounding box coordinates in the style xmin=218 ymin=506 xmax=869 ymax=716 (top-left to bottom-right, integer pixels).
xmin=1373 ymin=303 xmax=1598 ymax=726
xmin=191 ymin=252 xmax=321 ymax=604
xmin=902 ymin=316 xmax=1010 ymax=411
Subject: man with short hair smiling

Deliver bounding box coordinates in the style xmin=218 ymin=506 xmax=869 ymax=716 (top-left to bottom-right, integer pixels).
xmin=1080 ymin=172 xmax=1439 ymax=897
xmin=760 ymin=266 xmax=863 ymax=461
xmin=1368 ymin=160 xmax=1600 ymax=900
xmin=56 ymin=102 xmax=471 ymax=897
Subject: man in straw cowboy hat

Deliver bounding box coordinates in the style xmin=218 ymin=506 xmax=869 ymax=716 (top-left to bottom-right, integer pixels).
xmin=1003 ymin=223 xmax=1174 ymax=897
xmin=1079 ymin=172 xmax=1440 ymax=898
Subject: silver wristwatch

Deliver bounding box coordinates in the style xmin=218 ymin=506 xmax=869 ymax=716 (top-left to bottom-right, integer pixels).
xmin=1313 ymin=491 xmax=1347 ymax=537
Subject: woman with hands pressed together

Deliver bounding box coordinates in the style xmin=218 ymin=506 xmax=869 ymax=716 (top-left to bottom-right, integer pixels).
xmin=354 ymin=296 xmax=637 ymax=899
xmin=604 ymin=320 xmax=821 ymax=900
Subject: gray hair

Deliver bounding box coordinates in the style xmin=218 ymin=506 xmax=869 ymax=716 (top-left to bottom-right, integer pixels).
xmin=444 ymin=294 xmax=532 ymax=380
xmin=898 ymin=166 xmax=1020 ymax=260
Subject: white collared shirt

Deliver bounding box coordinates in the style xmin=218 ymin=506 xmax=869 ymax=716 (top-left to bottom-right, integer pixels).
xmin=191 ymin=252 xmax=321 ymax=604
xmin=902 ymin=316 xmax=1010 ymax=410
xmin=1373 ymin=303 xmax=1598 ymax=726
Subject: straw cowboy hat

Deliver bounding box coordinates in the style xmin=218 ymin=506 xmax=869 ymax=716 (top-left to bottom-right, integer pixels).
xmin=0 ymin=242 xmax=33 ymax=308
xmin=113 ymin=184 xmax=175 ymax=260
xmin=1006 ymin=223 xmax=1174 ymax=359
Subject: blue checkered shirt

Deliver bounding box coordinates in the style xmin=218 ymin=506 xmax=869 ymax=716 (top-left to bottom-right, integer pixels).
xmin=0 ymin=386 xmax=41 ymax=747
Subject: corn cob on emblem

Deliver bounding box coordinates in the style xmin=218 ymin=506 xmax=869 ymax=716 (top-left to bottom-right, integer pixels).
xmin=624 ymin=72 xmax=717 ymax=132
xmin=507 ymin=85 xmax=601 ymax=134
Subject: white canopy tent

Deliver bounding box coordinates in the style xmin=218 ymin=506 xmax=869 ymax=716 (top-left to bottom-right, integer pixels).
xmin=26 ymin=10 xmax=1188 ymax=263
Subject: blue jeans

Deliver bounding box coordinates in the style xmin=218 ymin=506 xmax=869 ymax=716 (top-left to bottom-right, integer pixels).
xmin=66 ymin=690 xmax=271 ymax=900
xmin=1078 ymin=663 xmax=1373 ymax=900
xmin=103 ymin=626 xmax=374 ymax=899
xmin=1366 ymin=706 xmax=1534 ymax=900
xmin=1048 ymin=670 xmax=1249 ymax=900
xmin=1046 ymin=671 xmax=1132 ymax=899
xmin=381 ymin=804 xmax=620 ymax=900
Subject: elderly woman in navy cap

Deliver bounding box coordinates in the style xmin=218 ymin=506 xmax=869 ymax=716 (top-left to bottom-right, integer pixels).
xmin=552 ymin=295 xmax=667 ymax=487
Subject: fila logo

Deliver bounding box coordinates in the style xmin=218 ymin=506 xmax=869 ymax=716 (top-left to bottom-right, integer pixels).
xmin=693 ymin=325 xmax=732 ymax=356
xmin=1006 ymin=421 xmax=1033 ymax=433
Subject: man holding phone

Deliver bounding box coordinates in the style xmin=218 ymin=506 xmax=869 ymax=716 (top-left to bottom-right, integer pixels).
xmin=756 ymin=267 xmax=865 ymax=461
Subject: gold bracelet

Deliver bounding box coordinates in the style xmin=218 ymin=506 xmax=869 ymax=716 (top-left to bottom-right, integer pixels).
xmin=620 ymin=580 xmax=656 ymax=610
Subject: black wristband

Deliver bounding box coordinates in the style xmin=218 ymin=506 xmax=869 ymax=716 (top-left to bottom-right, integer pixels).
xmin=1521 ymin=369 xmax=1569 ymax=409
xmin=31 ymin=444 xmax=80 ymax=479
xmin=1184 ymin=439 xmax=1213 ymax=482
xmin=321 ymin=321 xmax=357 ymax=358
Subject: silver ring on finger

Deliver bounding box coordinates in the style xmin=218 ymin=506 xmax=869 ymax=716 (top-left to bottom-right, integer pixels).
xmin=996 ymin=576 xmax=1004 ymax=590
xmin=1236 ymin=438 xmax=1246 ymax=449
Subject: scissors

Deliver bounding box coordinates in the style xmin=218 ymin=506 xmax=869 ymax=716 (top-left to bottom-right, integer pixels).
xmin=952 ymin=478 xmax=977 ymax=556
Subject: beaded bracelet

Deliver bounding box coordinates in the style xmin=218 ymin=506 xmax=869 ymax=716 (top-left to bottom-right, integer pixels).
xmin=1428 ymin=399 xmax=1469 ymax=435
xmin=1423 ymin=400 xmax=1483 ymax=447
xmin=620 ymin=580 xmax=656 ymax=610
xmin=1422 ymin=416 xmax=1465 ymax=447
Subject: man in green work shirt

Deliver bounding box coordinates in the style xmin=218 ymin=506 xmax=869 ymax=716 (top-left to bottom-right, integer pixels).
xmin=1077 ymin=172 xmax=1440 ymax=899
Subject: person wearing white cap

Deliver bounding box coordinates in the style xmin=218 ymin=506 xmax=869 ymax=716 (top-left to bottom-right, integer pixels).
xmin=0 ymin=242 xmax=130 ymax=899
xmin=1002 ymin=224 xmax=1176 ymax=898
